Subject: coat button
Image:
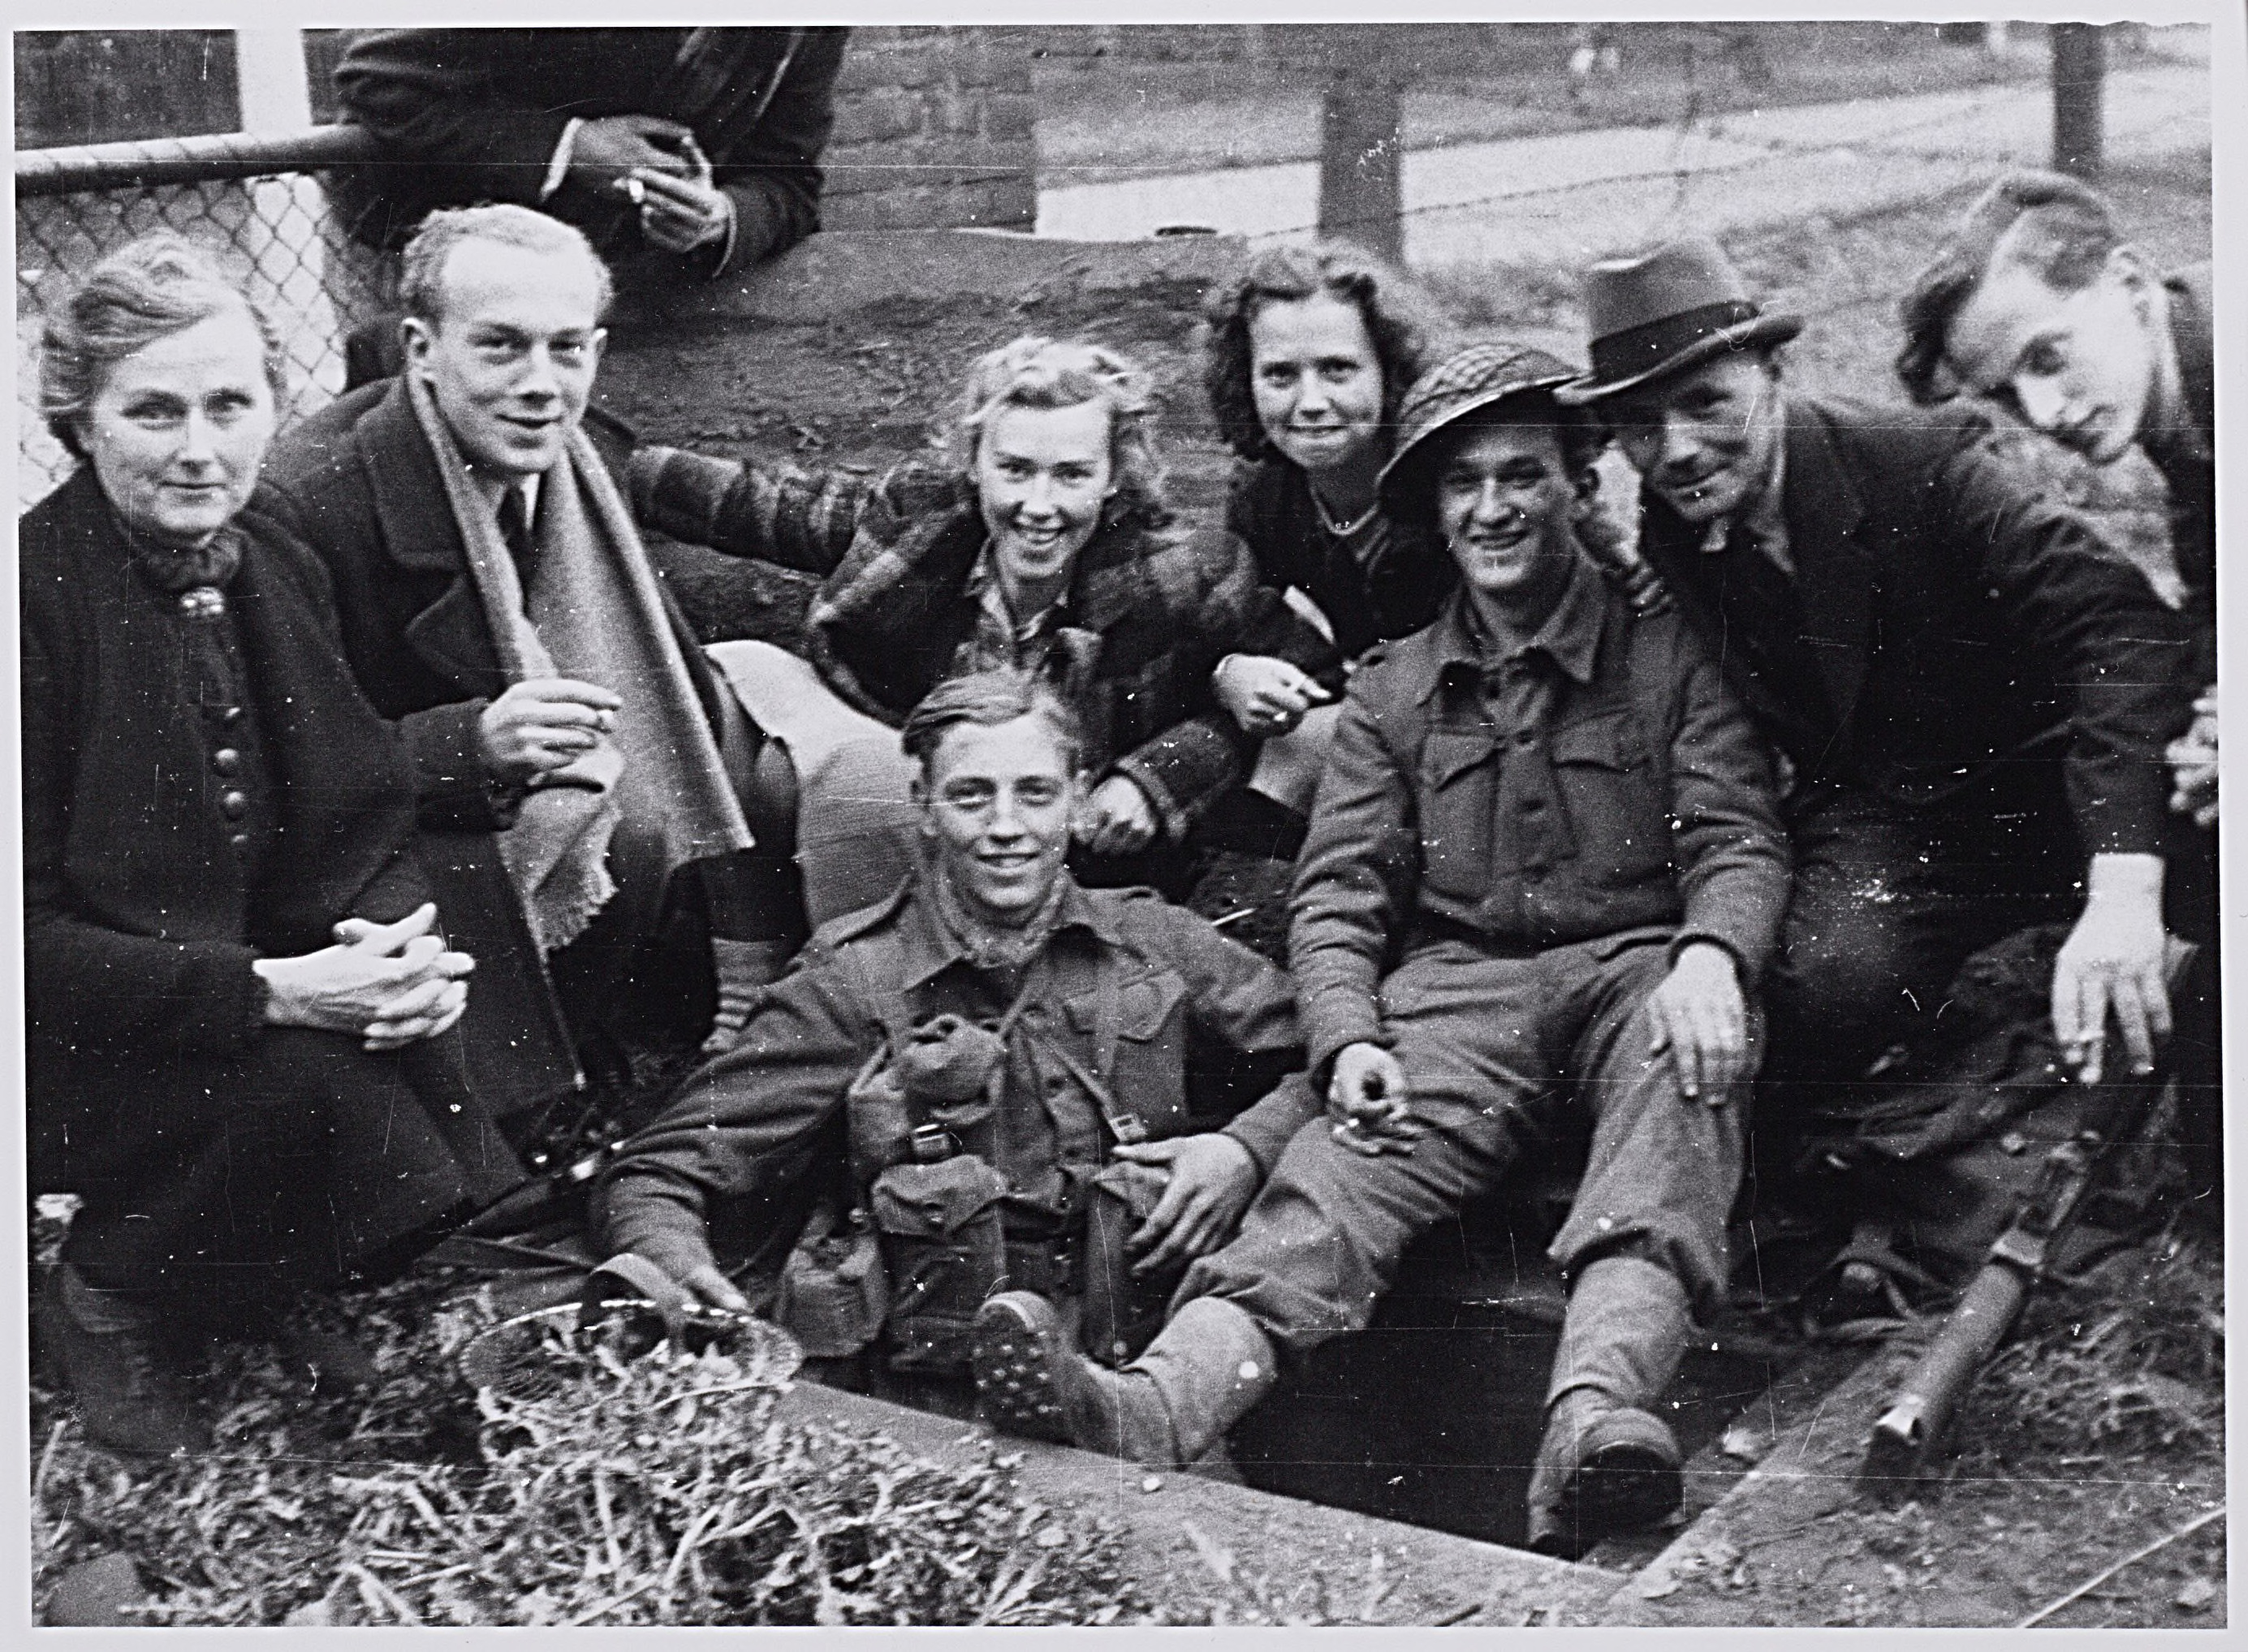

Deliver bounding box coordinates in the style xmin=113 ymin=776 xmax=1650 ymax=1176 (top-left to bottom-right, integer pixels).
xmin=211 ymin=748 xmax=242 ymax=777
xmin=221 ymin=705 xmax=244 ymax=726
xmin=219 ymin=790 xmax=249 ymax=821
xmin=230 ymin=832 xmax=250 ymax=851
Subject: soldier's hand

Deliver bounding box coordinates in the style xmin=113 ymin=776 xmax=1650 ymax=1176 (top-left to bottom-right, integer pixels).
xmin=1646 ymin=942 xmax=1752 ymax=1102
xmin=1327 ymin=1042 xmax=1420 ymax=1157
xmin=680 ymin=1263 xmax=750 ymax=1316
xmin=1116 ymin=1134 xmax=1258 ymax=1277
xmin=479 ymin=678 xmax=623 ymax=788
xmin=2054 ymin=855 xmax=2171 ymax=1085
xmin=1077 ymin=774 xmax=1159 ymax=857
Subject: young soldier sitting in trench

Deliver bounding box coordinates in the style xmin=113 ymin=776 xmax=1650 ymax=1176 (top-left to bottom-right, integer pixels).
xmin=968 ymin=343 xmax=1793 ymax=1558
xmin=591 ymin=670 xmax=1317 ymax=1417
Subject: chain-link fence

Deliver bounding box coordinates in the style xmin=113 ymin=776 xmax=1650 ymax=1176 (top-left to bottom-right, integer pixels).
xmin=15 ymin=127 xmax=385 ymax=508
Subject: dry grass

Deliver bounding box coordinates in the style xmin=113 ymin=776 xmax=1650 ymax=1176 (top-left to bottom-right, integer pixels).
xmin=32 ymin=1270 xmax=1146 ymax=1627
xmin=1958 ymin=1225 xmax=2224 ymax=1463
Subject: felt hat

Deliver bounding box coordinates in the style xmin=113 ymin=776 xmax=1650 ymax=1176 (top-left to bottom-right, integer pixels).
xmin=1554 ymin=236 xmax=1802 ymax=405
xmin=1378 ymin=340 xmax=1584 ymax=511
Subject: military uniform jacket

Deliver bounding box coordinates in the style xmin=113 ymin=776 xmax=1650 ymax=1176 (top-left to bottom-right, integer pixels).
xmin=596 ymin=873 xmax=1314 ymax=1285
xmin=1636 ymin=395 xmax=2193 ymax=856
xmin=1289 ymin=558 xmax=1792 ymax=1076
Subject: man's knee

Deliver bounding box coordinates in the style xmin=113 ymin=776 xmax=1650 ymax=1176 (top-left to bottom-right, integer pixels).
xmin=1177 ymin=1123 xmax=1453 ymax=1352
xmin=1771 ymin=894 xmax=1920 ymax=1045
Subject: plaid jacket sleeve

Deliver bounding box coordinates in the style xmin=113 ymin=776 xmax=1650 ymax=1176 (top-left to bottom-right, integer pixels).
xmin=628 ymin=443 xmax=870 ymax=579
xmin=1109 ymin=528 xmax=1344 ymax=839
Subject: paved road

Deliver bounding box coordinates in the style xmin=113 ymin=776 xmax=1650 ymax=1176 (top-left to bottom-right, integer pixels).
xmin=1036 ymin=61 xmax=2209 ymax=269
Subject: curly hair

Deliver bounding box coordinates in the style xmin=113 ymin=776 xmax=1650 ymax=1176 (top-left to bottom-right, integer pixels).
xmin=901 ymin=668 xmax=1085 ymax=775
xmin=1199 ymin=240 xmax=1450 ymax=462
xmin=40 ymin=233 xmax=287 ymax=463
xmin=1896 ymin=170 xmax=2124 ymax=405
xmin=399 ymin=203 xmax=615 ymax=326
xmin=953 ymin=335 xmax=1167 ymax=518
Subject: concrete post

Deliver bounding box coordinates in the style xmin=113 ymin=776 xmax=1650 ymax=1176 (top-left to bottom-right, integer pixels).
xmin=1315 ymin=27 xmax=1404 ymax=262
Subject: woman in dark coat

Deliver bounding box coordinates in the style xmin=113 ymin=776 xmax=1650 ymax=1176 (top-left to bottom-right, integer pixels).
xmin=24 ymin=235 xmax=523 ymax=1456
xmin=1184 ymin=243 xmax=1459 ymax=821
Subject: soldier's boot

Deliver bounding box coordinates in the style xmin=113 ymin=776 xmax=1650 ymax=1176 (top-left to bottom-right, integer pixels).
xmin=1525 ymin=1256 xmax=1692 ymax=1559
xmin=972 ymin=1291 xmax=1276 ymax=1467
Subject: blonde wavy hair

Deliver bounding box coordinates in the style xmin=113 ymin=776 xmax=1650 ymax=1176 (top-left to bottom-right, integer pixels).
xmin=954 ymin=336 xmax=1167 ymax=518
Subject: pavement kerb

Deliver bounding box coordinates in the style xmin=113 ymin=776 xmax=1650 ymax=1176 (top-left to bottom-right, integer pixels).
xmin=775 ymin=1376 xmax=1629 ymax=1625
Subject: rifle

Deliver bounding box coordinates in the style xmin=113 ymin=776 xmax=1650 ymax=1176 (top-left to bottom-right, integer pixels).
xmin=1858 ymin=936 xmax=2198 ymax=1496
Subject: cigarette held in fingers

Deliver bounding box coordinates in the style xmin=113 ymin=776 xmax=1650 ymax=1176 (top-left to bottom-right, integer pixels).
xmin=619 ymin=176 xmax=647 ymax=207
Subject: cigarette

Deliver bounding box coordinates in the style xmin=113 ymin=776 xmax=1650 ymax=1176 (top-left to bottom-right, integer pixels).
xmin=620 ymin=176 xmax=647 ymax=208
xmin=1210 ymin=907 xmax=1258 ymax=929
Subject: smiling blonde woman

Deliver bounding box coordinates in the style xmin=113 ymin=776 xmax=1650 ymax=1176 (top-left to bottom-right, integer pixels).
xmin=631 ymin=334 xmax=1341 ymax=910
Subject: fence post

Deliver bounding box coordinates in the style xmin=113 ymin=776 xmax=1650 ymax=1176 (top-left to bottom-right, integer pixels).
xmin=234 ymin=28 xmax=313 ymax=130
xmin=1316 ymin=26 xmax=1404 ymax=261
xmin=2052 ymin=23 xmax=2106 ymax=180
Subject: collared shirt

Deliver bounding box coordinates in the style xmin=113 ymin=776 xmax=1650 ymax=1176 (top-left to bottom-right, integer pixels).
xmin=960 ymin=539 xmax=1077 ymax=680
xmin=596 ymin=872 xmax=1314 ymax=1283
xmin=1697 ymin=438 xmax=1793 ymax=576
xmin=1288 ymin=555 xmax=1791 ymax=1073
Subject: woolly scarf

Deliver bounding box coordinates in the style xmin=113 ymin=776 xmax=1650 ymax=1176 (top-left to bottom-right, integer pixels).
xmin=408 ymin=376 xmax=751 ymax=954
xmin=930 ymin=858 xmax=1072 ymax=977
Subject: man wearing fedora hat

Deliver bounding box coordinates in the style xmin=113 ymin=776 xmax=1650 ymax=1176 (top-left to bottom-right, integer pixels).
xmin=1558 ymin=236 xmax=2194 ymax=1146
xmin=968 ymin=343 xmax=1792 ymax=1558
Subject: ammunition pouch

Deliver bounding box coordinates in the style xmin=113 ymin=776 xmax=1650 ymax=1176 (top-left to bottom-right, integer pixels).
xmin=774 ymin=1205 xmax=887 ymax=1360
xmin=867 ymin=1155 xmax=1011 ymax=1373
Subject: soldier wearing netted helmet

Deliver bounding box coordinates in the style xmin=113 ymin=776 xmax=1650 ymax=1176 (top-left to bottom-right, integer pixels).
xmin=969 ymin=343 xmax=1792 ymax=1557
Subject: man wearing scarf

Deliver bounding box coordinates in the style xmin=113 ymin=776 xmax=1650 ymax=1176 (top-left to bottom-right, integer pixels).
xmin=261 ymin=205 xmax=812 ymax=1154
xmin=593 ymin=671 xmax=1316 ymax=1420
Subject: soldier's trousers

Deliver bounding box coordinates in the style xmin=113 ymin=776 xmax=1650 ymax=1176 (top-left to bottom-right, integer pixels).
xmin=1178 ymin=928 xmax=1747 ymax=1357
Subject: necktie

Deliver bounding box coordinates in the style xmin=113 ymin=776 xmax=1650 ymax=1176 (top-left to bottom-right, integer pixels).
xmin=497 ymin=488 xmax=537 ymax=584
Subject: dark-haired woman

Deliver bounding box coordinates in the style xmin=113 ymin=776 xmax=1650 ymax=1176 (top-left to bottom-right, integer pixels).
xmin=1193 ymin=241 xmax=1456 ymax=817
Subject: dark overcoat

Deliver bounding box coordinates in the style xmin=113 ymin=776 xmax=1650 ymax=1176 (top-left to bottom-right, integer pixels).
xmin=330 ymin=26 xmax=849 ymax=275
xmin=1634 ymin=395 xmax=2193 ymax=861
xmin=21 ymin=467 xmax=523 ymax=1283
xmin=257 ymin=377 xmax=739 ymax=1118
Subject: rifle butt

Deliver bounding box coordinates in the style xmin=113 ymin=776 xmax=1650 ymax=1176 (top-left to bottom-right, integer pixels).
xmin=1859 ymin=1262 xmax=2030 ymax=1495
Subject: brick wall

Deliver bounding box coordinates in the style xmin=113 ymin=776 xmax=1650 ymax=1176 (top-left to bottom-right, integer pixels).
xmin=821 ymin=25 xmax=1035 ymax=234
xmin=18 ymin=27 xmax=1035 ymax=234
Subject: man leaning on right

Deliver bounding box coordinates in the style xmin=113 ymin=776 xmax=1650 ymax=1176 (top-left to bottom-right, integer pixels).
xmin=1555 ymin=236 xmax=2196 ymax=1200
